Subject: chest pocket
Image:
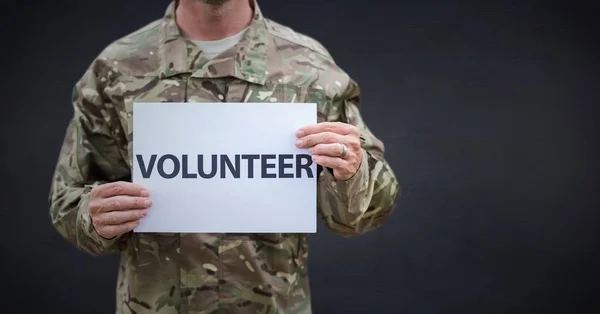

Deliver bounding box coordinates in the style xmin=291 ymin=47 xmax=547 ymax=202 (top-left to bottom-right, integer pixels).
xmin=242 ymin=83 xmax=306 ymax=103
xmin=233 ymin=81 xmax=330 ymax=122
xmin=243 ymin=82 xmax=327 ymax=106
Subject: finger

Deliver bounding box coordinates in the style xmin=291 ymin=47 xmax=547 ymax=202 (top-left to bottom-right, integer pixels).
xmin=296 ymin=122 xmax=356 ymax=137
xmin=296 ymin=131 xmax=344 ymax=148
xmin=309 ymin=143 xmax=345 ymax=157
xmin=95 ymin=209 xmax=147 ymax=226
xmin=99 ymin=196 xmax=152 ymax=212
xmin=101 ymin=220 xmax=141 ymax=238
xmin=93 ymin=181 xmax=149 ymax=198
xmin=311 ymin=154 xmax=347 ymax=169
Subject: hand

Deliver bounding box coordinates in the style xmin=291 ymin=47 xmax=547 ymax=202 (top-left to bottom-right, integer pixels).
xmin=89 ymin=181 xmax=152 ymax=239
xmin=296 ymin=122 xmax=363 ymax=181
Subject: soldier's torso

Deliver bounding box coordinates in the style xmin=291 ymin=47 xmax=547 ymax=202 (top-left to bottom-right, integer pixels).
xmin=96 ymin=17 xmax=344 ymax=313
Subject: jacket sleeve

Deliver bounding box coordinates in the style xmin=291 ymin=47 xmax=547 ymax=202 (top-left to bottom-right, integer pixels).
xmin=49 ymin=62 xmax=131 ymax=256
xmin=317 ymin=78 xmax=401 ymax=237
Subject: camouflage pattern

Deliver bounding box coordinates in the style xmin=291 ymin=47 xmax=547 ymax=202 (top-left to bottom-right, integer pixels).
xmin=48 ymin=1 xmax=400 ymax=313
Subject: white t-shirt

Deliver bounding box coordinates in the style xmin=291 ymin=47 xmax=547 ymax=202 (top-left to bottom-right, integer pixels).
xmin=191 ymin=27 xmax=248 ymax=59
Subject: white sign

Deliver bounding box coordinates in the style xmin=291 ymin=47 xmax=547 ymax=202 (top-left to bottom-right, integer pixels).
xmin=132 ymin=102 xmax=317 ymax=233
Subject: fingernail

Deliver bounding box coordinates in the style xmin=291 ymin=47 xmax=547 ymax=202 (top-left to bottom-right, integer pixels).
xmin=144 ymin=200 xmax=152 ymax=207
xmin=140 ymin=189 xmax=149 ymax=197
xmin=296 ymin=139 xmax=303 ymax=147
xmin=296 ymin=130 xmax=304 ymax=137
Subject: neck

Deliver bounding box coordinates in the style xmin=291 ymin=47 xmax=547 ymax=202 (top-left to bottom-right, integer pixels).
xmin=176 ymin=0 xmax=253 ymax=41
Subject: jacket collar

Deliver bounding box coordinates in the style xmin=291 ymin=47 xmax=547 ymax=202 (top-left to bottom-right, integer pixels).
xmin=158 ymin=0 xmax=268 ymax=85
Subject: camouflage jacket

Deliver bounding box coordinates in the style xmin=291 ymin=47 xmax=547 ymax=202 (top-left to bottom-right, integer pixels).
xmin=49 ymin=1 xmax=400 ymax=313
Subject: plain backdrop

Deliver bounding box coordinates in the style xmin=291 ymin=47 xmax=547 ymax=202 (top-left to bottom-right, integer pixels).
xmin=1 ymin=0 xmax=598 ymax=313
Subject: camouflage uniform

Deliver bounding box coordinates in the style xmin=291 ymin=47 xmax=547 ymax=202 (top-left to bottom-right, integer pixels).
xmin=49 ymin=1 xmax=400 ymax=313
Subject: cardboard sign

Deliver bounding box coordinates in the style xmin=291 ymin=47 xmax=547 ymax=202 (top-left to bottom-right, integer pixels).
xmin=132 ymin=102 xmax=317 ymax=233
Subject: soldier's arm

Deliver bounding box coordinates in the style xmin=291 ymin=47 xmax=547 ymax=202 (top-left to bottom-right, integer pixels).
xmin=49 ymin=61 xmax=131 ymax=256
xmin=317 ymin=79 xmax=401 ymax=237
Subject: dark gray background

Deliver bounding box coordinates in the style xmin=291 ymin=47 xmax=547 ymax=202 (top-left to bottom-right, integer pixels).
xmin=1 ymin=0 xmax=598 ymax=313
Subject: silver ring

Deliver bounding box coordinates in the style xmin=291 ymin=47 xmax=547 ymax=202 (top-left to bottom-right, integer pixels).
xmin=339 ymin=143 xmax=348 ymax=158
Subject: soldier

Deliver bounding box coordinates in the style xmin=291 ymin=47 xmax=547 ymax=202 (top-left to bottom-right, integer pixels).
xmin=48 ymin=0 xmax=401 ymax=313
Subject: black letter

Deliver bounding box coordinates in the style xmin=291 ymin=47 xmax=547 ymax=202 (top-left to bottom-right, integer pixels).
xmin=220 ymin=154 xmax=241 ymax=178
xmin=157 ymin=154 xmax=180 ymax=179
xmin=261 ymin=154 xmax=277 ymax=178
xmin=296 ymin=154 xmax=314 ymax=178
xmin=182 ymin=154 xmax=197 ymax=179
xmin=136 ymin=154 xmax=157 ymax=179
xmin=198 ymin=154 xmax=218 ymax=179
xmin=278 ymin=154 xmax=294 ymax=178
xmin=242 ymin=154 xmax=259 ymax=178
